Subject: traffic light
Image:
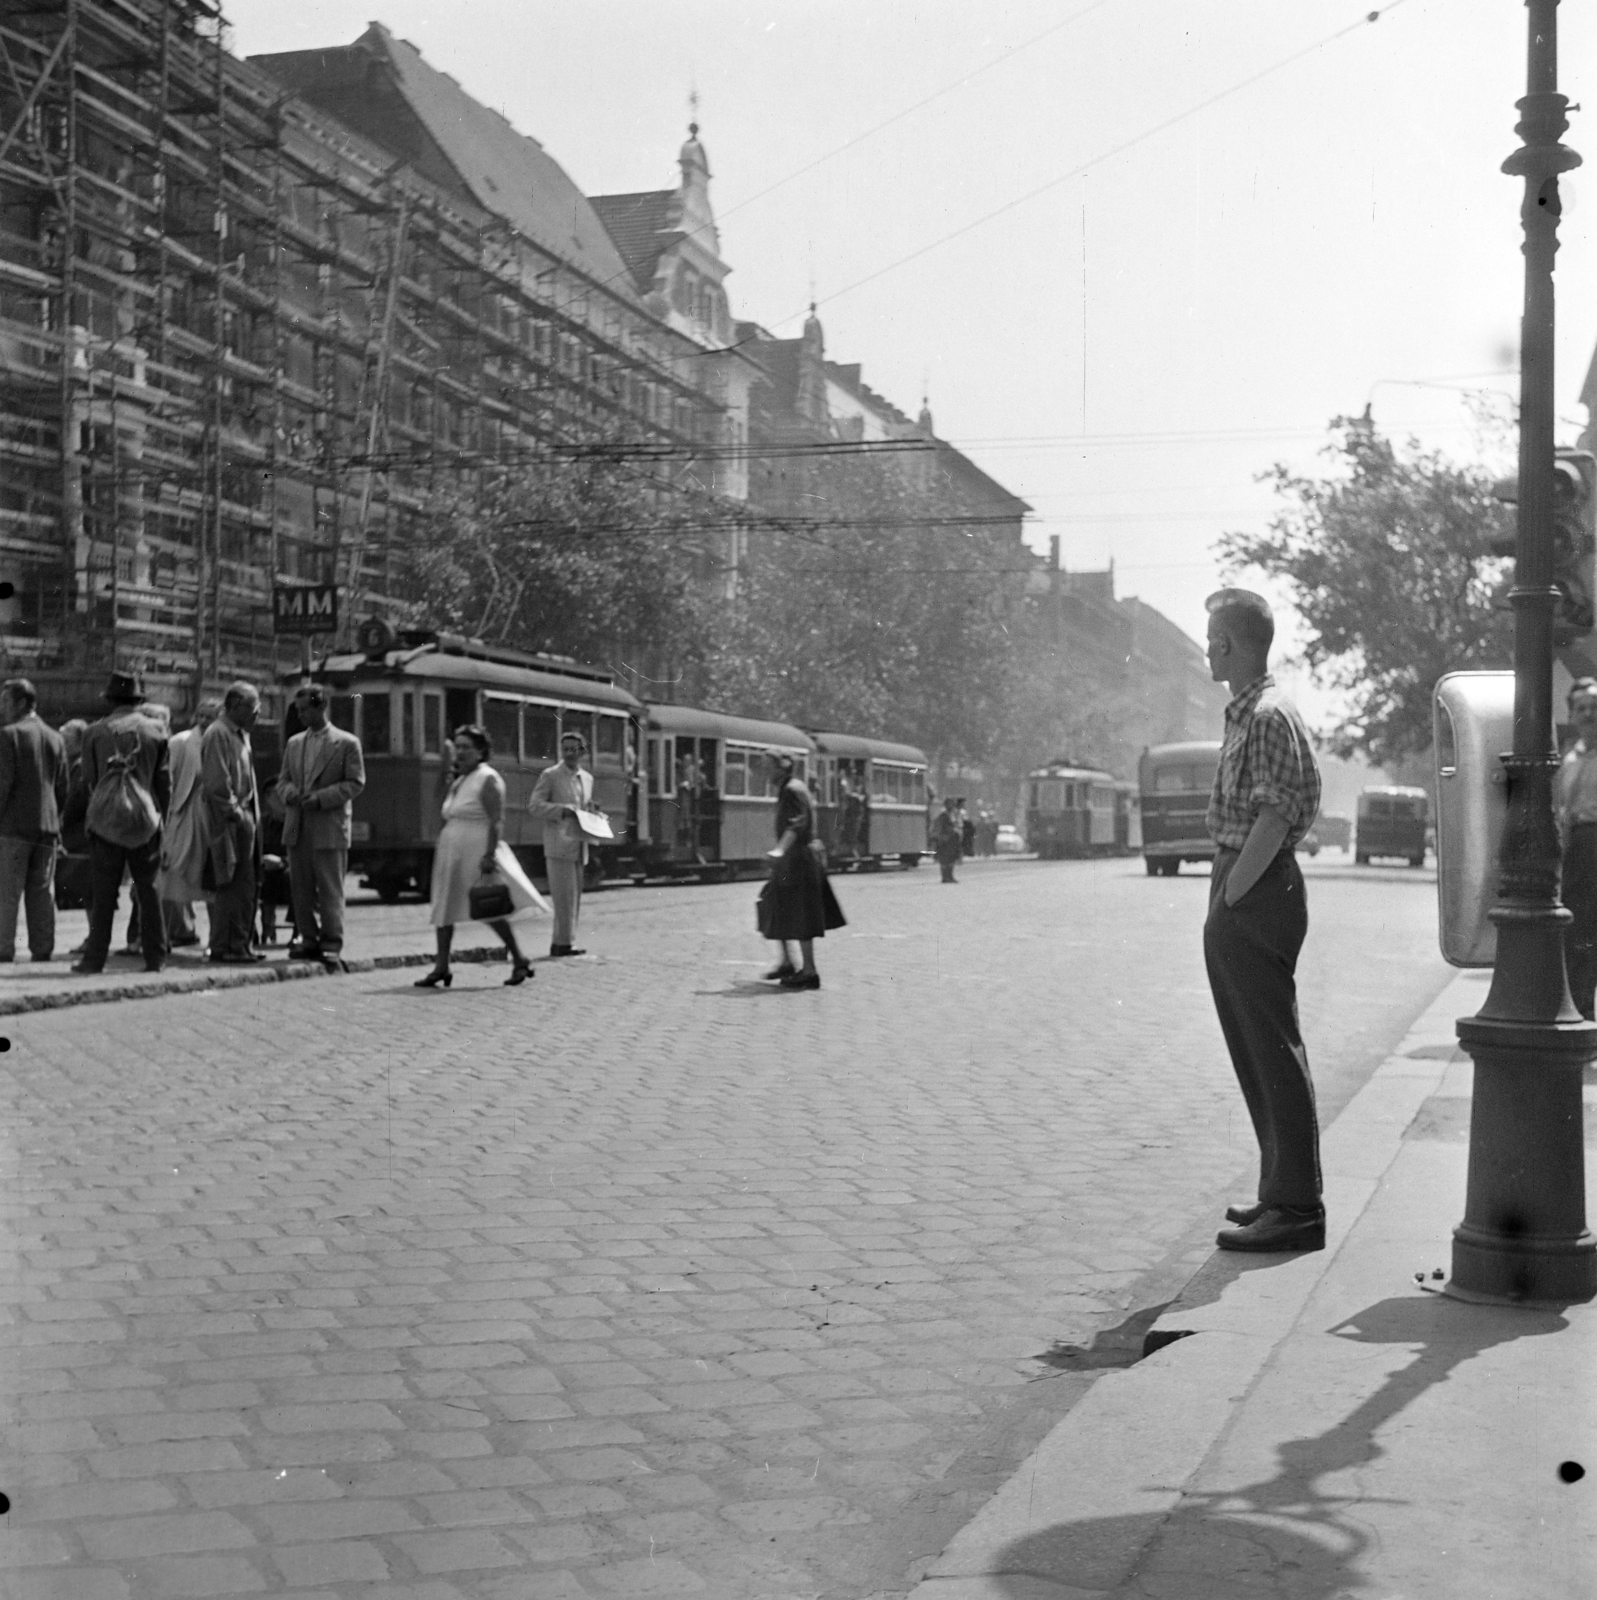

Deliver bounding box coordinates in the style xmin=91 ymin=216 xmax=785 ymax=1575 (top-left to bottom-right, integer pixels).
xmin=1550 ymin=450 xmax=1595 ymax=642
xmin=1485 ymin=449 xmax=1596 ymax=641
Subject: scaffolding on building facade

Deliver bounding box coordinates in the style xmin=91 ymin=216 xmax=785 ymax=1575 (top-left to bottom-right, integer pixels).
xmin=0 ymin=0 xmax=730 ymax=718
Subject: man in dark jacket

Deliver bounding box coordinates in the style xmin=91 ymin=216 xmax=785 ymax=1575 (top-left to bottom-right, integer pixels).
xmin=73 ymin=671 xmax=172 ymax=974
xmin=0 ymin=678 xmax=68 ymax=961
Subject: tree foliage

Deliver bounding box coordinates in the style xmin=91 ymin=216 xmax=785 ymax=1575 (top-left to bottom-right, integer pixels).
xmin=393 ymin=451 xmax=715 ymax=683
xmin=1217 ymin=418 xmax=1513 ymax=765
xmin=699 ymin=450 xmax=1031 ymax=772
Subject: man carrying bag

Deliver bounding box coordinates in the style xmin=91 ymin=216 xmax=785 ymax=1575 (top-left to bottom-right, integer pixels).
xmin=73 ymin=671 xmax=171 ymax=974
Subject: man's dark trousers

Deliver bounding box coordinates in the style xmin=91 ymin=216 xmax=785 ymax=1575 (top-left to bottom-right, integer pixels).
xmin=1204 ymin=847 xmax=1321 ymax=1211
xmin=208 ymin=822 xmax=258 ymax=959
xmin=83 ymin=832 xmax=166 ymax=969
xmin=1562 ymin=822 xmax=1597 ymax=1020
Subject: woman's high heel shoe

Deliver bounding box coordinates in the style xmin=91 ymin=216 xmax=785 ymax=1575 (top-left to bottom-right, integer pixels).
xmin=414 ymin=968 xmax=452 ymax=989
xmin=505 ymin=960 xmax=533 ymax=987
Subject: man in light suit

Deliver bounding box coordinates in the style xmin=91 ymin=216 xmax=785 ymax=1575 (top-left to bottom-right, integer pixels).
xmin=277 ymin=682 xmax=365 ymax=965
xmin=528 ymin=728 xmax=599 ymax=956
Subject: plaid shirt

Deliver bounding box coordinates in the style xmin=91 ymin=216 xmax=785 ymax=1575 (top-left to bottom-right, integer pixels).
xmin=1206 ymin=674 xmax=1321 ymax=850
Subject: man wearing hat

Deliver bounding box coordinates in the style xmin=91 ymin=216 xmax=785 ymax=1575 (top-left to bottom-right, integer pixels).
xmin=73 ymin=670 xmax=172 ymax=974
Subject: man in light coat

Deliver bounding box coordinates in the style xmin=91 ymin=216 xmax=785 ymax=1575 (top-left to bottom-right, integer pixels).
xmin=277 ymin=683 xmax=365 ymax=964
xmin=528 ymin=729 xmax=599 ymax=956
xmin=158 ymin=696 xmax=220 ymax=947
xmin=202 ymin=681 xmax=262 ymax=964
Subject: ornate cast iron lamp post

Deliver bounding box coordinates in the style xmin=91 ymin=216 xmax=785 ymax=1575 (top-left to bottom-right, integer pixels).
xmin=1451 ymin=0 xmax=1596 ymax=1304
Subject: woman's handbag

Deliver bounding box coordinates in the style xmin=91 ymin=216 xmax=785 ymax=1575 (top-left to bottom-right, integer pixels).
xmin=468 ymin=873 xmax=514 ymax=921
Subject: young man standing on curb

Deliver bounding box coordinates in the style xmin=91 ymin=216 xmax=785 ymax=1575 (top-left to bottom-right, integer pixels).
xmin=528 ymin=728 xmax=598 ymax=957
xmin=1203 ymin=588 xmax=1325 ymax=1253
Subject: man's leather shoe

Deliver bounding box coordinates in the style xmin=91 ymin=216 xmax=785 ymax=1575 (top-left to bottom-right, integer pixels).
xmin=145 ymin=962 xmax=165 ymax=973
xmin=287 ymin=943 xmax=323 ymax=961
xmin=548 ymin=945 xmax=586 ymax=957
xmin=1216 ymin=1207 xmax=1325 ymax=1253
xmin=213 ymin=952 xmax=266 ymax=965
xmin=1225 ymin=1201 xmax=1269 ymax=1226
xmin=70 ymin=960 xmax=103 ymax=975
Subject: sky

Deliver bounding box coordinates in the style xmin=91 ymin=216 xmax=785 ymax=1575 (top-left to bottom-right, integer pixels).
xmin=223 ymin=0 xmax=1597 ymax=731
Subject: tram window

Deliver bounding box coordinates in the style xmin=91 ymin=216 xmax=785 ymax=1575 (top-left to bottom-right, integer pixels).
xmin=484 ymin=697 xmax=520 ymax=763
xmin=724 ymin=747 xmax=747 ymax=798
xmin=362 ymin=691 xmax=391 ymax=756
xmin=523 ymin=705 xmax=559 ymax=763
xmin=330 ymin=694 xmax=356 ymax=735
xmin=422 ymin=693 xmax=442 ymax=754
xmin=912 ymin=770 xmax=925 ymax=804
xmin=595 ymin=715 xmax=624 ymax=761
xmin=444 ymin=688 xmax=476 ymax=737
xmin=400 ymin=691 xmax=416 ymax=756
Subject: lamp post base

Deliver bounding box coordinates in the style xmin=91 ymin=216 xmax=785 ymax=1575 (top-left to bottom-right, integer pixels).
xmin=1449 ymin=1013 xmax=1597 ymax=1305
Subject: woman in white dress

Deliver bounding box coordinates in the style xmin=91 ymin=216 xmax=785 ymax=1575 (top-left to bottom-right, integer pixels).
xmin=416 ymin=725 xmax=543 ymax=988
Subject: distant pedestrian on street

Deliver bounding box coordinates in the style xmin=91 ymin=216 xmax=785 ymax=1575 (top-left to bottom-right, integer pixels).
xmin=202 ymin=681 xmax=263 ymax=965
xmin=158 ymin=697 xmax=220 ymax=947
xmin=0 ymin=678 xmax=67 ymax=962
xmin=1557 ymin=677 xmax=1597 ymax=1020
xmin=417 ymin=725 xmax=540 ymax=989
xmin=527 ymin=728 xmax=601 ymax=957
xmin=960 ymin=801 xmax=976 ymax=859
xmin=1203 ymin=588 xmax=1324 ymax=1253
xmin=277 ymin=683 xmax=365 ymax=966
xmin=931 ymin=796 xmax=963 ymax=883
xmin=74 ymin=672 xmax=171 ymax=974
xmin=758 ymin=750 xmax=844 ymax=989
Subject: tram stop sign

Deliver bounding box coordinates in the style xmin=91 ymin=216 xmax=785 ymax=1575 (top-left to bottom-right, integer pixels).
xmin=273 ymin=583 xmax=338 ymax=636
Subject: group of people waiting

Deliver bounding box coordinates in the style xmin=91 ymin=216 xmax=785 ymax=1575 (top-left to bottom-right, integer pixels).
xmin=0 ymin=670 xmax=365 ymax=973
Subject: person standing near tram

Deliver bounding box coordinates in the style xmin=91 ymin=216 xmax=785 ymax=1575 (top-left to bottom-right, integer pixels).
xmin=528 ymin=728 xmax=603 ymax=957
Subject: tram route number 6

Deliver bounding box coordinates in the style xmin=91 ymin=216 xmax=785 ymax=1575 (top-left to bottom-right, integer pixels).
xmin=273 ymin=583 xmax=338 ymax=636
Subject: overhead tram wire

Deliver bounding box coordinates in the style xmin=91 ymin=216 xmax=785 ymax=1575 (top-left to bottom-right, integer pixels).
xmin=770 ymin=1 xmax=1410 ymax=331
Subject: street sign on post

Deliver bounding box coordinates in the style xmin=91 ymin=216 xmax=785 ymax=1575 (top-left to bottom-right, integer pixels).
xmin=273 ymin=584 xmax=338 ymax=636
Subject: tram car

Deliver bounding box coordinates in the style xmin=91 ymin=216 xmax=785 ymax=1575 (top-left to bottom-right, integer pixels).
xmin=296 ymin=622 xmax=643 ymax=900
xmin=1139 ymin=740 xmax=1221 ymax=875
xmin=639 ymin=704 xmax=813 ymax=878
xmin=1025 ymin=760 xmax=1122 ymax=857
xmin=810 ymin=732 xmax=929 ymax=868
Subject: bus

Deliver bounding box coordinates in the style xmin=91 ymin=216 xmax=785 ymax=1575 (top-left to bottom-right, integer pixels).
xmin=1139 ymin=741 xmax=1220 ymax=876
xmin=1355 ymin=786 xmax=1428 ymax=866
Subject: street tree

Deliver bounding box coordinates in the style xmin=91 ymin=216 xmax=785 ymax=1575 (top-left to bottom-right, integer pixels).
xmin=1217 ymin=416 xmax=1513 ymax=766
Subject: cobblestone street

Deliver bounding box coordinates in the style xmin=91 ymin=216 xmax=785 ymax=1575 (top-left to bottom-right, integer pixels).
xmin=1 ymin=856 xmax=1451 ymax=1600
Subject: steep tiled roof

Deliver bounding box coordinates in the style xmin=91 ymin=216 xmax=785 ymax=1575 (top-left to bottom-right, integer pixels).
xmin=589 ymin=190 xmax=678 ymax=294
xmin=253 ymin=25 xmax=638 ymax=300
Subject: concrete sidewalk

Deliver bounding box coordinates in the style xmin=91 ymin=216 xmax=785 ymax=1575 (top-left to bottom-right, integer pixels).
xmin=909 ymin=967 xmax=1597 ymax=1600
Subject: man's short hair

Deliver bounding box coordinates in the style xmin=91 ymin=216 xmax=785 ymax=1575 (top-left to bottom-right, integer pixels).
xmin=1206 ymin=587 xmax=1275 ymax=655
xmin=1568 ymin=677 xmax=1597 ymax=710
xmin=296 ymin=683 xmax=328 ymax=708
xmin=2 ymin=677 xmax=36 ymax=711
xmin=224 ymin=680 xmax=259 ymax=711
xmin=560 ymin=729 xmax=588 ymax=752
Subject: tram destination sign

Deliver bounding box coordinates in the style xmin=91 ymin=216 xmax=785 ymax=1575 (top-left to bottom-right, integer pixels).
xmin=273 ymin=583 xmax=338 ymax=636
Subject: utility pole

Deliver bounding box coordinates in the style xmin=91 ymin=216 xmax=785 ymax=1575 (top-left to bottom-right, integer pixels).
xmin=1450 ymin=0 xmax=1596 ymax=1304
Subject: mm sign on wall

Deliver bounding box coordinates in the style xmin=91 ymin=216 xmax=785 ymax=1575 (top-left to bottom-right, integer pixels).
xmin=273 ymin=584 xmax=338 ymax=636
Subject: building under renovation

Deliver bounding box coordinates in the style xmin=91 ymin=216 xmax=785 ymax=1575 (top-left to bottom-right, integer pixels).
xmin=0 ymin=2 xmax=748 ymax=718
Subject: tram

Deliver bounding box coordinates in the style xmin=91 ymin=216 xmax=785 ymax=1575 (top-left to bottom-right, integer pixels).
xmin=809 ymin=732 xmax=929 ymax=868
xmin=639 ymin=704 xmax=813 ymax=878
xmin=1139 ymin=740 xmax=1220 ymax=875
xmin=299 ymin=623 xmax=643 ymax=900
xmin=1025 ymin=760 xmax=1122 ymax=857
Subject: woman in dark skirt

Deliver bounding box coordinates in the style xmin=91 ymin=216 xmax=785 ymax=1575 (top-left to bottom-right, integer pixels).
xmin=760 ymin=752 xmax=845 ymax=989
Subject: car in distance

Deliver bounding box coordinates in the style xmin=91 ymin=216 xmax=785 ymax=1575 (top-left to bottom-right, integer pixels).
xmin=995 ymin=823 xmax=1026 ymax=855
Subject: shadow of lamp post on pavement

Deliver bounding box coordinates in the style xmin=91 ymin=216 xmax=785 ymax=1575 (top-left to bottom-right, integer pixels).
xmin=990 ymin=1297 xmax=1568 ymax=1599
xmin=1448 ymin=0 xmax=1597 ymax=1306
